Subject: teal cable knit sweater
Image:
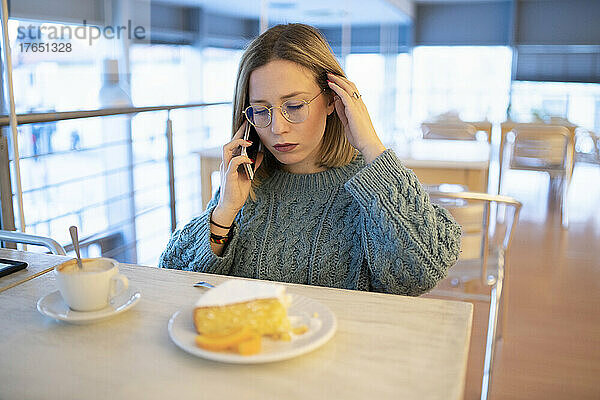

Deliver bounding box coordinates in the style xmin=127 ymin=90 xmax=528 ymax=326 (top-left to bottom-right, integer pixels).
xmin=159 ymin=149 xmax=461 ymax=296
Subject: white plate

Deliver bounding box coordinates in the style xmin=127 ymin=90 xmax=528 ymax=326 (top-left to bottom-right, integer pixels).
xmin=168 ymin=293 xmax=336 ymax=364
xmin=37 ymin=286 xmax=141 ymax=324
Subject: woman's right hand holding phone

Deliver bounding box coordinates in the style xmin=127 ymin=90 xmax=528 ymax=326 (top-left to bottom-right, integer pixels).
xmin=211 ymin=122 xmax=263 ymax=228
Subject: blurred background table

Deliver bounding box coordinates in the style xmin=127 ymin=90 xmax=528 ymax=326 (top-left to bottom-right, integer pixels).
xmin=0 ymin=249 xmax=473 ymax=400
xmin=197 ymin=139 xmax=490 ymax=209
xmin=395 ymin=139 xmax=490 ymax=192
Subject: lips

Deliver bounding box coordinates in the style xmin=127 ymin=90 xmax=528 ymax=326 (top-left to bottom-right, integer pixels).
xmin=273 ymin=143 xmax=298 ymax=152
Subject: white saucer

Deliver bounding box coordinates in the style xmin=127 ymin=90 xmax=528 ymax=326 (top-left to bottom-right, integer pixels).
xmin=37 ymin=286 xmax=141 ymax=324
xmin=168 ymin=293 xmax=336 ymax=364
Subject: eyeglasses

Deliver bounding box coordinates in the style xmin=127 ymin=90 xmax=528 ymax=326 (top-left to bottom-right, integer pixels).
xmin=243 ymin=90 xmax=325 ymax=128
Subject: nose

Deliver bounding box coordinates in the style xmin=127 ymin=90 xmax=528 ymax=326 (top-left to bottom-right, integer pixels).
xmin=270 ymin=107 xmax=290 ymax=135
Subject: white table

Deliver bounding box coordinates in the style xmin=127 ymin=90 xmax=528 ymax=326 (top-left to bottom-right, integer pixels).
xmin=0 ymin=249 xmax=67 ymax=293
xmin=0 ymin=249 xmax=473 ymax=400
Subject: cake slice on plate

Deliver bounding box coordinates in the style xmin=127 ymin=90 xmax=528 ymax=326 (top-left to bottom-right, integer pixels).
xmin=193 ymin=279 xmax=291 ymax=338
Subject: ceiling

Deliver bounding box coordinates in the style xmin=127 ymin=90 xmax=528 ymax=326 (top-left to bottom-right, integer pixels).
xmin=153 ymin=0 xmax=413 ymax=26
xmin=151 ymin=0 xmax=556 ymax=28
xmin=415 ymin=0 xmax=551 ymax=2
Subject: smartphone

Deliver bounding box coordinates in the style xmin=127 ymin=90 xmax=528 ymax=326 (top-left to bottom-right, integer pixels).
xmin=0 ymin=259 xmax=28 ymax=278
xmin=239 ymin=123 xmax=261 ymax=180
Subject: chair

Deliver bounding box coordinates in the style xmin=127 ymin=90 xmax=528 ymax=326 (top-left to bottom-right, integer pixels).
xmin=421 ymin=122 xmax=478 ymax=141
xmin=425 ymin=189 xmax=522 ymax=400
xmin=596 ymin=132 xmax=600 ymax=164
xmin=499 ymin=125 xmax=572 ymax=228
xmin=574 ymin=128 xmax=600 ymax=165
xmin=469 ymin=121 xmax=493 ymax=144
xmin=0 ymin=230 xmax=66 ymax=255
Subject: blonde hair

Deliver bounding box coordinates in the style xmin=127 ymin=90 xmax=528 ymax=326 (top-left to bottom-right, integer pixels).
xmin=231 ymin=23 xmax=357 ymax=198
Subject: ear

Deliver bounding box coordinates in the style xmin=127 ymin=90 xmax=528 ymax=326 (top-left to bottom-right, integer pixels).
xmin=326 ymin=94 xmax=335 ymax=116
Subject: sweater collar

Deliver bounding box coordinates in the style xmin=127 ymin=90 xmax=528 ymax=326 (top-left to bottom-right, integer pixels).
xmin=262 ymin=153 xmax=364 ymax=194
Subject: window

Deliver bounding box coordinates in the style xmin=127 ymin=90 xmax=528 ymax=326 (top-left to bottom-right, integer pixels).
xmin=411 ymin=46 xmax=513 ymax=124
xmin=510 ymin=81 xmax=600 ymax=132
xmin=5 ymin=20 xmax=239 ymax=266
xmin=345 ymin=53 xmax=412 ymax=144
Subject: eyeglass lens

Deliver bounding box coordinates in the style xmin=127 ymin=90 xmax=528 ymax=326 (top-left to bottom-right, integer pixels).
xmin=246 ymin=100 xmax=308 ymax=128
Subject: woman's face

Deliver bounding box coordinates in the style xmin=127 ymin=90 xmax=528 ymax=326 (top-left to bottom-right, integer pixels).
xmin=248 ymin=59 xmax=334 ymax=174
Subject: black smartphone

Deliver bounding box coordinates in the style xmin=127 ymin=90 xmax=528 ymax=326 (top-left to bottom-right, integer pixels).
xmin=0 ymin=259 xmax=28 ymax=278
xmin=240 ymin=123 xmax=262 ymax=180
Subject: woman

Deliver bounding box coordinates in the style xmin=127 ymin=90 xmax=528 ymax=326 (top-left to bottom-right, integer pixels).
xmin=159 ymin=23 xmax=461 ymax=296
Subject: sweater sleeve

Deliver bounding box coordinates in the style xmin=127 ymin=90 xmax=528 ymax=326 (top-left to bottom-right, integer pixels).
xmin=344 ymin=149 xmax=462 ymax=296
xmin=158 ymin=188 xmax=239 ymax=274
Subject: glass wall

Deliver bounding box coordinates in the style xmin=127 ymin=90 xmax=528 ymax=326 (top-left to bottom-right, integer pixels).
xmin=510 ymin=81 xmax=600 ymax=133
xmin=3 ymin=2 xmax=597 ymax=266
xmin=7 ymin=19 xmax=125 ymax=113
xmin=10 ymin=116 xmax=136 ymax=259
xmin=411 ymin=46 xmax=513 ymax=125
xmin=2 ymin=18 xmax=517 ymax=265
xmin=4 ymin=18 xmax=239 ymax=265
xmin=130 ymin=44 xmax=203 ymax=106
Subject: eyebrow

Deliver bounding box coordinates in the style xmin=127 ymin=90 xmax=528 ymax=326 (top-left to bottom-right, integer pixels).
xmin=250 ymin=91 xmax=309 ymax=104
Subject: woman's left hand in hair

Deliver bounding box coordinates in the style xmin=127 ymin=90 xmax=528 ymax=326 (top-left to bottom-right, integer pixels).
xmin=327 ymin=72 xmax=386 ymax=163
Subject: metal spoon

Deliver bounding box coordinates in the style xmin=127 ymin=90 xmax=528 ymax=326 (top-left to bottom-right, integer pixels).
xmin=193 ymin=281 xmax=215 ymax=289
xmin=69 ymin=226 xmax=83 ymax=270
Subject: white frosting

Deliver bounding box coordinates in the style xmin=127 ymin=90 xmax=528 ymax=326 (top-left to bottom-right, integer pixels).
xmin=195 ymin=280 xmax=288 ymax=308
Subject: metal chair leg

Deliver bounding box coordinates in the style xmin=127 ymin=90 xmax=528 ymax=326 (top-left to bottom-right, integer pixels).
xmin=496 ymin=276 xmax=507 ymax=342
xmin=481 ymin=276 xmax=503 ymax=400
xmin=561 ymin=175 xmax=569 ymax=229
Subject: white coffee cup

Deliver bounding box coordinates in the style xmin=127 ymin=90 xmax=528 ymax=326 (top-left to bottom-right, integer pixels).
xmin=54 ymin=257 xmax=129 ymax=312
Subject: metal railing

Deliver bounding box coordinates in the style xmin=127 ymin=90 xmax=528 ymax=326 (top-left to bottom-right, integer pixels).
xmin=0 ymin=103 xmax=229 ymax=127
xmin=0 ymin=101 xmax=230 ymax=262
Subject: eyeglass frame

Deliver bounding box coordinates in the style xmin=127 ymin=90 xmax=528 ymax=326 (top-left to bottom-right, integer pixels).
xmin=242 ymin=89 xmax=326 ymax=128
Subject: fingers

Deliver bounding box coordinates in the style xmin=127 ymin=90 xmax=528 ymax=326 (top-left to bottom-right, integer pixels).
xmin=223 ymin=138 xmax=253 ymax=167
xmin=327 ymin=78 xmax=354 ymax=110
xmin=225 ymin=154 xmax=253 ymax=177
xmin=327 ymin=73 xmax=359 ymax=98
xmin=224 ymin=138 xmax=253 ymax=153
xmin=334 ymin=97 xmax=348 ymax=126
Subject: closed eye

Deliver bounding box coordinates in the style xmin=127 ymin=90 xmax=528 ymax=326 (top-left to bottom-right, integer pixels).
xmin=254 ymin=108 xmax=269 ymax=115
xmin=285 ymin=103 xmax=305 ymax=111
